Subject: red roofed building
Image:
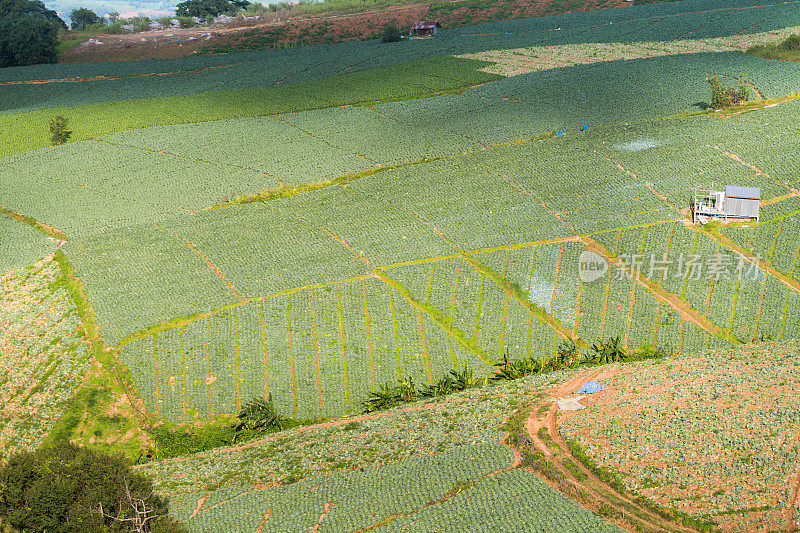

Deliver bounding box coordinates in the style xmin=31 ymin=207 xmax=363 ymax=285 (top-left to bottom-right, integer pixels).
xmin=410 ymin=21 xmax=441 ymax=37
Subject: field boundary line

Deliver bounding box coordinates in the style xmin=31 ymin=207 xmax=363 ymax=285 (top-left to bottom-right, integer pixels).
xmin=286 ymin=294 xmax=298 ymax=418
xmin=597 ymin=154 xmax=680 ymax=211
xmin=463 ymin=254 xmax=579 ymax=345
xmin=205 ymin=317 xmax=214 ymax=415
xmin=582 ymin=235 xmax=738 ymax=344
xmin=97 ymin=138 xmax=284 ymax=188
xmin=1 ymin=62 xmax=244 ymax=86
xmin=447 ymin=258 xmax=462 ymax=369
xmin=474 ymin=274 xmax=485 ymax=340
xmin=374 ymin=269 xmax=493 ymax=366
xmin=288 ymin=212 xmax=372 ymax=268
xmin=387 ymin=290 xmax=403 ymax=380
xmin=599 ymin=231 xmax=621 ymax=339
xmin=709 ymin=144 xmax=800 ymax=195
xmin=234 ymin=308 xmax=242 ymax=411
xmin=417 ymin=309 xmax=433 ymax=385
xmin=310 ymin=290 xmax=324 ymax=417
xmin=698 ymin=225 xmax=800 ymax=297
xmin=153 ymin=334 xmax=160 ymax=418
xmin=258 ymin=301 xmax=269 ymax=401
xmin=0 ymin=205 xmax=69 ymax=242
xmin=336 ymin=283 xmax=351 ymax=413
xmin=153 ymin=223 xmax=245 ymax=303
xmin=179 ymin=329 xmax=188 ymax=424
xmin=497 ymin=250 xmax=512 ymax=359
xmin=362 ymin=281 xmax=376 ymax=392
xmin=271 ymin=115 xmax=380 ymax=165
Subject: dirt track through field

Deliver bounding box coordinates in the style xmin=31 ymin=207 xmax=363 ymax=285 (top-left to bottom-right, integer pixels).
xmin=522 ymin=368 xmax=700 ymax=533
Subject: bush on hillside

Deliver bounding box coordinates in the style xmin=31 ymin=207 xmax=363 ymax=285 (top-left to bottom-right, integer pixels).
xmin=0 ymin=442 xmax=189 ymax=533
xmin=707 ymin=74 xmax=749 ymax=109
xmin=0 ymin=0 xmax=65 ymax=67
xmin=70 ymin=7 xmax=102 ymax=29
xmin=381 ymin=20 xmax=402 ymax=43
xmin=49 ymin=115 xmax=72 ymax=146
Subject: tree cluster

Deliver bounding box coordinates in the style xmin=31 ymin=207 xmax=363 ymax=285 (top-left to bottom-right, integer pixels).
xmin=0 ymin=0 xmax=66 ymax=67
xmin=175 ymin=0 xmax=249 ymax=20
xmin=0 ymin=442 xmax=188 ymax=533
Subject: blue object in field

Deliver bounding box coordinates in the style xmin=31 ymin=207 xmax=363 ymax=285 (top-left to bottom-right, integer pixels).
xmin=557 ymin=131 xmax=563 ymax=136
xmin=577 ymin=381 xmax=606 ymax=394
xmin=581 ymin=125 xmax=588 ymax=131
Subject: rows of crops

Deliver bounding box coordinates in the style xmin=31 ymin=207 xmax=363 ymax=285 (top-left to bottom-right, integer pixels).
xmin=591 ymin=219 xmax=800 ymax=344
xmin=3 ymin=56 xmax=799 ymax=244
xmin=116 ymin=226 xmax=760 ymax=423
xmin=60 ymin=99 xmax=800 ymax=347
xmin=0 ymin=257 xmax=91 ymax=462
xmin=165 ymin=441 xmax=621 ymax=532
xmin=0 ymin=56 xmax=501 ymax=160
xmin=0 ymin=216 xmax=56 ymax=273
xmin=3 ymin=0 xmax=799 ymax=117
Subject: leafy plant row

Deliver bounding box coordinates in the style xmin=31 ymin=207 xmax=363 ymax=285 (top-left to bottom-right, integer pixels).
xmin=362 ymin=336 xmax=672 ymax=412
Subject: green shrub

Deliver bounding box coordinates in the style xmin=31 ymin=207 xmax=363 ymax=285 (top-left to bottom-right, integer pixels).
xmin=707 ymin=74 xmax=749 ymax=109
xmin=381 ymin=20 xmax=402 ymax=43
xmin=0 ymin=442 xmax=189 ymax=532
xmin=177 ymin=16 xmax=195 ymax=28
xmin=105 ymin=21 xmax=125 ymax=33
xmin=48 ymin=115 xmax=71 ymax=146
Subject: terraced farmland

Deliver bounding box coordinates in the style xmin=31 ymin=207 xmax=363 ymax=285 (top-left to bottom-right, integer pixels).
xmin=2 ymin=0 xmax=800 ymax=529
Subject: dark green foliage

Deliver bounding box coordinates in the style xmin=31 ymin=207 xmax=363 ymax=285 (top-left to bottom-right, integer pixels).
xmin=380 ymin=20 xmax=402 ymax=43
xmin=48 ymin=115 xmax=72 ymax=146
xmin=747 ymin=33 xmax=800 ymax=60
xmin=587 ymin=336 xmax=626 ymax=364
xmin=233 ymin=394 xmax=283 ymax=431
xmin=0 ymin=442 xmax=188 ymax=533
xmin=489 ymin=349 xmax=543 ymax=382
xmin=0 ymin=0 xmax=63 ymax=68
xmin=69 ymin=7 xmax=101 ymax=29
xmin=175 ymin=0 xmax=249 ymax=18
xmin=557 ymin=339 xmax=579 ymax=368
xmin=707 ymin=74 xmax=749 ymax=109
xmin=421 ymin=368 xmax=477 ymax=397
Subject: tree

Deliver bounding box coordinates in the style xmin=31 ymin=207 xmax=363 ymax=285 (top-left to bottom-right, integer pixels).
xmin=707 ymin=74 xmax=749 ymax=109
xmin=381 ymin=20 xmax=402 ymax=43
xmin=108 ymin=10 xmax=119 ymax=22
xmin=175 ymin=0 xmax=249 ymax=19
xmin=49 ymin=115 xmax=72 ymax=145
xmin=0 ymin=0 xmax=65 ymax=67
xmin=70 ymin=7 xmax=101 ymax=29
xmin=0 ymin=442 xmax=189 ymax=533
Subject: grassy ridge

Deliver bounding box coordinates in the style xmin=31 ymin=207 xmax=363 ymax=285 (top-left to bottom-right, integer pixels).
xmin=0 ymin=57 xmax=499 ymax=159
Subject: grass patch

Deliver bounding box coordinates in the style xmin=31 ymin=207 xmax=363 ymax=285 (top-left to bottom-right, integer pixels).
xmin=0 ymin=56 xmax=500 ymax=159
xmin=43 ymin=250 xmax=148 ymax=460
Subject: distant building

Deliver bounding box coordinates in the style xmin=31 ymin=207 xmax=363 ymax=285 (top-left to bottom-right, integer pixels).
xmin=693 ymin=186 xmax=760 ymax=223
xmin=410 ymin=21 xmax=441 ymax=37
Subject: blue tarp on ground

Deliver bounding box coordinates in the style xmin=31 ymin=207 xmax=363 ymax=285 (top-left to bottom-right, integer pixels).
xmin=577 ymin=381 xmax=606 ymax=394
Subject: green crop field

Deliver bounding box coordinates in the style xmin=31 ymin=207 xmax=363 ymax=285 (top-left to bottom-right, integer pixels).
xmin=3 ymin=0 xmax=800 ymax=529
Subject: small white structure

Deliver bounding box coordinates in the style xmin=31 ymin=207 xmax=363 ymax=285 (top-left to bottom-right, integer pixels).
xmin=693 ymin=185 xmax=760 ymax=223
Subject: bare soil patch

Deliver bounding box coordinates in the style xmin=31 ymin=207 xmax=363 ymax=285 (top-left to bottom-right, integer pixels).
xmin=558 ymin=341 xmax=800 ymax=531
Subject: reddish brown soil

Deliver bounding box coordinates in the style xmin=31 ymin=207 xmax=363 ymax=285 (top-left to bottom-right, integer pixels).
xmin=61 ymin=0 xmax=628 ymax=63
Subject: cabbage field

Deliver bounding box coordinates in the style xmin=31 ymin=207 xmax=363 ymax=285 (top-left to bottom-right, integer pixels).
xmin=47 ymin=94 xmax=800 ymax=424
xmin=3 ymin=0 xmax=800 ymax=528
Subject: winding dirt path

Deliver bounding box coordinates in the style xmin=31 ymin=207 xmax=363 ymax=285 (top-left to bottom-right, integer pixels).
xmin=521 ymin=367 xmax=702 ymax=533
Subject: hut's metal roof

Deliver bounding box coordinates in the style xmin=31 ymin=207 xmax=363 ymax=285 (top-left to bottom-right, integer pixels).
xmin=725 ymin=197 xmax=760 ymax=218
xmin=411 ymin=21 xmax=441 ymax=29
xmin=725 ymin=186 xmax=760 ymax=200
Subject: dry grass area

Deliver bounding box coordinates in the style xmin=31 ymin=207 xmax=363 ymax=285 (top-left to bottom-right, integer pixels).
xmin=0 ymin=256 xmax=90 ymax=462
xmin=559 ymin=340 xmax=800 ymax=532
xmin=458 ymin=27 xmax=800 ymax=76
